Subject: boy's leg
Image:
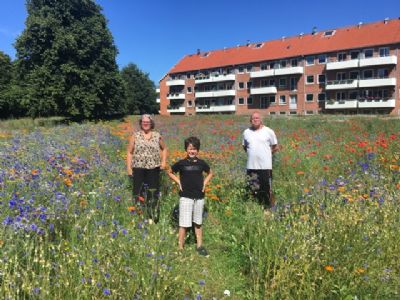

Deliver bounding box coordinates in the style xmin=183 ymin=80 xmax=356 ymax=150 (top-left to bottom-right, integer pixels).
xmin=194 ymin=224 xmax=203 ymax=248
xmin=179 ymin=197 xmax=194 ymax=248
xmin=193 ymin=199 xmax=205 ymax=248
xmin=178 ymin=227 xmax=186 ymax=249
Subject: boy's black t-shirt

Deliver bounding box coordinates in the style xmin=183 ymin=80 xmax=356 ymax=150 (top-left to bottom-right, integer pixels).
xmin=171 ymin=158 xmax=210 ymax=199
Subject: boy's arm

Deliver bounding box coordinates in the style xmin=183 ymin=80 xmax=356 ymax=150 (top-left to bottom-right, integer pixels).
xmin=167 ymin=167 xmax=182 ymax=191
xmin=202 ymin=169 xmax=213 ymax=192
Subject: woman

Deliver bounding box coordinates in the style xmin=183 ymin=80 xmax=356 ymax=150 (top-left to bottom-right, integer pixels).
xmin=127 ymin=114 xmax=167 ymax=222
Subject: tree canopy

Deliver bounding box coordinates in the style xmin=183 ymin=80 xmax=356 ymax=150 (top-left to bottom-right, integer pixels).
xmin=120 ymin=63 xmax=158 ymax=115
xmin=13 ymin=0 xmax=125 ymax=119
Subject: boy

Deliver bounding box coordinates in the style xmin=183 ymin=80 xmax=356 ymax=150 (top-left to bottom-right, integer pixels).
xmin=168 ymin=136 xmax=213 ymax=256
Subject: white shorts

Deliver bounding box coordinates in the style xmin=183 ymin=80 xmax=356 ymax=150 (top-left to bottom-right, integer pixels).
xmin=179 ymin=197 xmax=204 ymax=228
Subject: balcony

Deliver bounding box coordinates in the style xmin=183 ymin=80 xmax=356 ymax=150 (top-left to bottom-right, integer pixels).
xmin=250 ymin=69 xmax=274 ymax=78
xmin=358 ymin=77 xmax=396 ymax=88
xmin=326 ymin=59 xmax=359 ymax=70
xmin=358 ymin=98 xmax=395 ymax=108
xmin=195 ymin=74 xmax=235 ymax=84
xmin=359 ymin=55 xmax=397 ymax=67
xmin=167 ymin=106 xmax=186 ymax=113
xmin=325 ymin=100 xmax=358 ymax=109
xmin=166 ymin=79 xmax=185 ymax=86
xmin=195 ymin=90 xmax=236 ymax=98
xmin=250 ymin=86 xmax=277 ymax=95
xmin=167 ymin=93 xmax=185 ymax=100
xmin=325 ymin=79 xmax=358 ymax=90
xmin=274 ymin=66 xmax=304 ymax=76
xmin=196 ymin=105 xmax=236 ymax=113
xmin=156 ymin=98 xmax=160 ymax=103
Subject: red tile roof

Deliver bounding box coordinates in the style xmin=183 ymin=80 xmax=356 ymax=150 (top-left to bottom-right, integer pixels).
xmin=168 ymin=19 xmax=400 ymax=75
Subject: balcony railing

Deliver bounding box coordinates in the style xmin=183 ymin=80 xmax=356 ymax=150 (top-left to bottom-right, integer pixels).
xmin=195 ymin=90 xmax=236 ymax=98
xmin=325 ymin=98 xmax=395 ymax=109
xmin=250 ymin=66 xmax=303 ymax=78
xmin=325 ymin=79 xmax=358 ymax=90
xmin=166 ymin=79 xmax=186 ymax=86
xmin=358 ymin=77 xmax=396 ymax=88
xmin=195 ymin=104 xmax=236 ymax=113
xmin=167 ymin=106 xmax=186 ymax=113
xmin=326 ymin=55 xmax=397 ymax=70
xmin=195 ymin=74 xmax=236 ymax=84
xmin=250 ymin=86 xmax=277 ymax=95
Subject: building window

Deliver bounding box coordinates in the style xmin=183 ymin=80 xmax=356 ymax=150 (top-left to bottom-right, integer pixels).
xmin=364 ymin=49 xmax=373 ymax=58
xmin=260 ymin=96 xmax=268 ymax=108
xmin=187 ymin=86 xmax=192 ymax=93
xmin=290 ymin=77 xmax=297 ymax=91
xmin=279 ymin=95 xmax=286 ymax=104
xmin=246 ymin=65 xmax=253 ymax=72
xmin=290 ymin=95 xmax=297 ymax=105
xmin=323 ymin=30 xmax=335 ymax=37
xmin=269 ymin=62 xmax=275 ymax=69
xmin=306 ymin=94 xmax=314 ymax=102
xmin=247 ymin=81 xmax=252 ymax=89
xmin=269 ymin=95 xmax=276 ymax=103
xmin=260 ymin=63 xmax=268 ymax=70
xmin=260 ymin=79 xmax=268 ymax=87
xmin=238 ymin=82 xmax=245 ymax=89
xmin=318 ymin=74 xmax=326 ymax=84
xmin=291 ymin=58 xmax=298 ymax=67
xmin=238 ymin=97 xmax=245 ymax=105
xmin=363 ymin=69 xmax=373 ymax=79
xmin=349 ymin=71 xmax=359 ymax=80
xmin=305 ymin=110 xmax=314 ymax=115
xmin=350 ymin=51 xmax=360 ymax=59
xmin=336 ymin=92 xmax=346 ymax=101
xmin=247 ymin=97 xmax=253 ymax=105
xmin=289 ymin=111 xmax=297 ymax=115
xmin=306 ymin=56 xmax=315 ymax=65
xmin=337 ymin=52 xmax=347 ymax=61
xmin=268 ymin=79 xmax=275 ymax=86
xmin=280 ymin=60 xmax=287 ymax=68
xmin=280 ymin=111 xmax=286 ymax=115
xmin=379 ymin=47 xmax=389 ymax=57
xmin=318 ymin=93 xmax=326 ymax=101
xmin=337 ymin=72 xmax=347 ymax=81
xmin=306 ymin=75 xmax=314 ymax=84
xmin=318 ymin=54 xmax=327 ymax=64
xmin=238 ymin=66 xmax=244 ymax=73
xmin=349 ymin=91 xmax=358 ymax=100
xmin=270 ymin=111 xmax=276 ymax=115
xmin=377 ymin=68 xmax=388 ymax=78
xmin=187 ymin=100 xmax=193 ymax=107
xmin=279 ymin=78 xmax=287 ymax=87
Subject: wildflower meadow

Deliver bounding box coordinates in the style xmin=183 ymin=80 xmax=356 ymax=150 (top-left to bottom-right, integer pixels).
xmin=0 ymin=115 xmax=399 ymax=299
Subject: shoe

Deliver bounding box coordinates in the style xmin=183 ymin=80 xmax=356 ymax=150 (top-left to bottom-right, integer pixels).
xmin=196 ymin=246 xmax=209 ymax=256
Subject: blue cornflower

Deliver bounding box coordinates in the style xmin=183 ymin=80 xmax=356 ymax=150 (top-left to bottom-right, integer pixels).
xmin=199 ymin=279 xmax=205 ymax=286
xmin=103 ymin=288 xmax=111 ymax=295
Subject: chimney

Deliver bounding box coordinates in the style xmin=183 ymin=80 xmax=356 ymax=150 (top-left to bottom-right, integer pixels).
xmin=281 ymin=36 xmax=286 ymax=41
xmin=246 ymin=39 xmax=250 ymax=46
xmin=197 ymin=49 xmax=200 ymax=55
xmin=299 ymin=32 xmax=304 ymax=38
xmin=358 ymin=22 xmax=363 ymax=28
xmin=384 ymin=17 xmax=389 ymax=24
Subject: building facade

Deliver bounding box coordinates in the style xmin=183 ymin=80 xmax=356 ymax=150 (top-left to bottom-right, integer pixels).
xmin=159 ymin=19 xmax=400 ymax=116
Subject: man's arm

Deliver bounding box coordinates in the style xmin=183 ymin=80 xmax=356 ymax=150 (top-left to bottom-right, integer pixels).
xmin=271 ymin=144 xmax=279 ymax=154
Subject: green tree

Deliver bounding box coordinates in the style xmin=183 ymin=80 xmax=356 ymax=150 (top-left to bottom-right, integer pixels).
xmin=14 ymin=0 xmax=124 ymax=119
xmin=120 ymin=63 xmax=158 ymax=115
xmin=0 ymin=51 xmax=19 ymax=118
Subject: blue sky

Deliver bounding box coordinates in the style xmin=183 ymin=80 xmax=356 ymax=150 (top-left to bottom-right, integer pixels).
xmin=1 ymin=0 xmax=399 ymax=83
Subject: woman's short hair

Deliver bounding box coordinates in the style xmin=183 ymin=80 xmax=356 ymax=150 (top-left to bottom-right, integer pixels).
xmin=139 ymin=114 xmax=155 ymax=130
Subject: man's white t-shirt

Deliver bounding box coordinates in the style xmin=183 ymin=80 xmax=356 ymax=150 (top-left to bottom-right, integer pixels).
xmin=242 ymin=126 xmax=278 ymax=170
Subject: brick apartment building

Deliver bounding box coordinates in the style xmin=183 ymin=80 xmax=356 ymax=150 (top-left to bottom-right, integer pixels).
xmin=159 ymin=18 xmax=400 ymax=116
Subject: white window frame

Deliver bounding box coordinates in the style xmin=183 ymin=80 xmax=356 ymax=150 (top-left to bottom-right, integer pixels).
xmin=364 ymin=48 xmax=374 ymax=58
xmin=306 ymin=56 xmax=315 ymax=66
xmin=318 ymin=74 xmax=326 ymax=84
xmin=337 ymin=52 xmax=347 ymax=61
xmin=379 ymin=47 xmax=389 ymax=57
xmin=290 ymin=77 xmax=297 ymax=91
xmin=306 ymin=94 xmax=314 ymax=102
xmin=350 ymin=50 xmax=360 ymax=60
xmin=279 ymin=78 xmax=287 ymax=88
xmin=318 ymin=54 xmax=327 ymax=64
xmin=306 ymin=75 xmax=314 ymax=84
xmin=187 ymin=100 xmax=193 ymax=107
xmin=238 ymin=97 xmax=245 ymax=105
xmin=279 ymin=95 xmax=286 ymax=105
xmin=238 ymin=82 xmax=245 ymax=90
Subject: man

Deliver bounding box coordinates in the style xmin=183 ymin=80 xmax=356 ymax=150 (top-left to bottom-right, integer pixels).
xmin=242 ymin=112 xmax=279 ymax=209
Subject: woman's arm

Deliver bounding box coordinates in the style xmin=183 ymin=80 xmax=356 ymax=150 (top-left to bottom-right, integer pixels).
xmin=159 ymin=137 xmax=168 ymax=169
xmin=126 ymin=135 xmax=135 ymax=176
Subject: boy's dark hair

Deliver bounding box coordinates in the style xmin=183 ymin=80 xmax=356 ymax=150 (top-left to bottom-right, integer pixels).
xmin=184 ymin=136 xmax=200 ymax=150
